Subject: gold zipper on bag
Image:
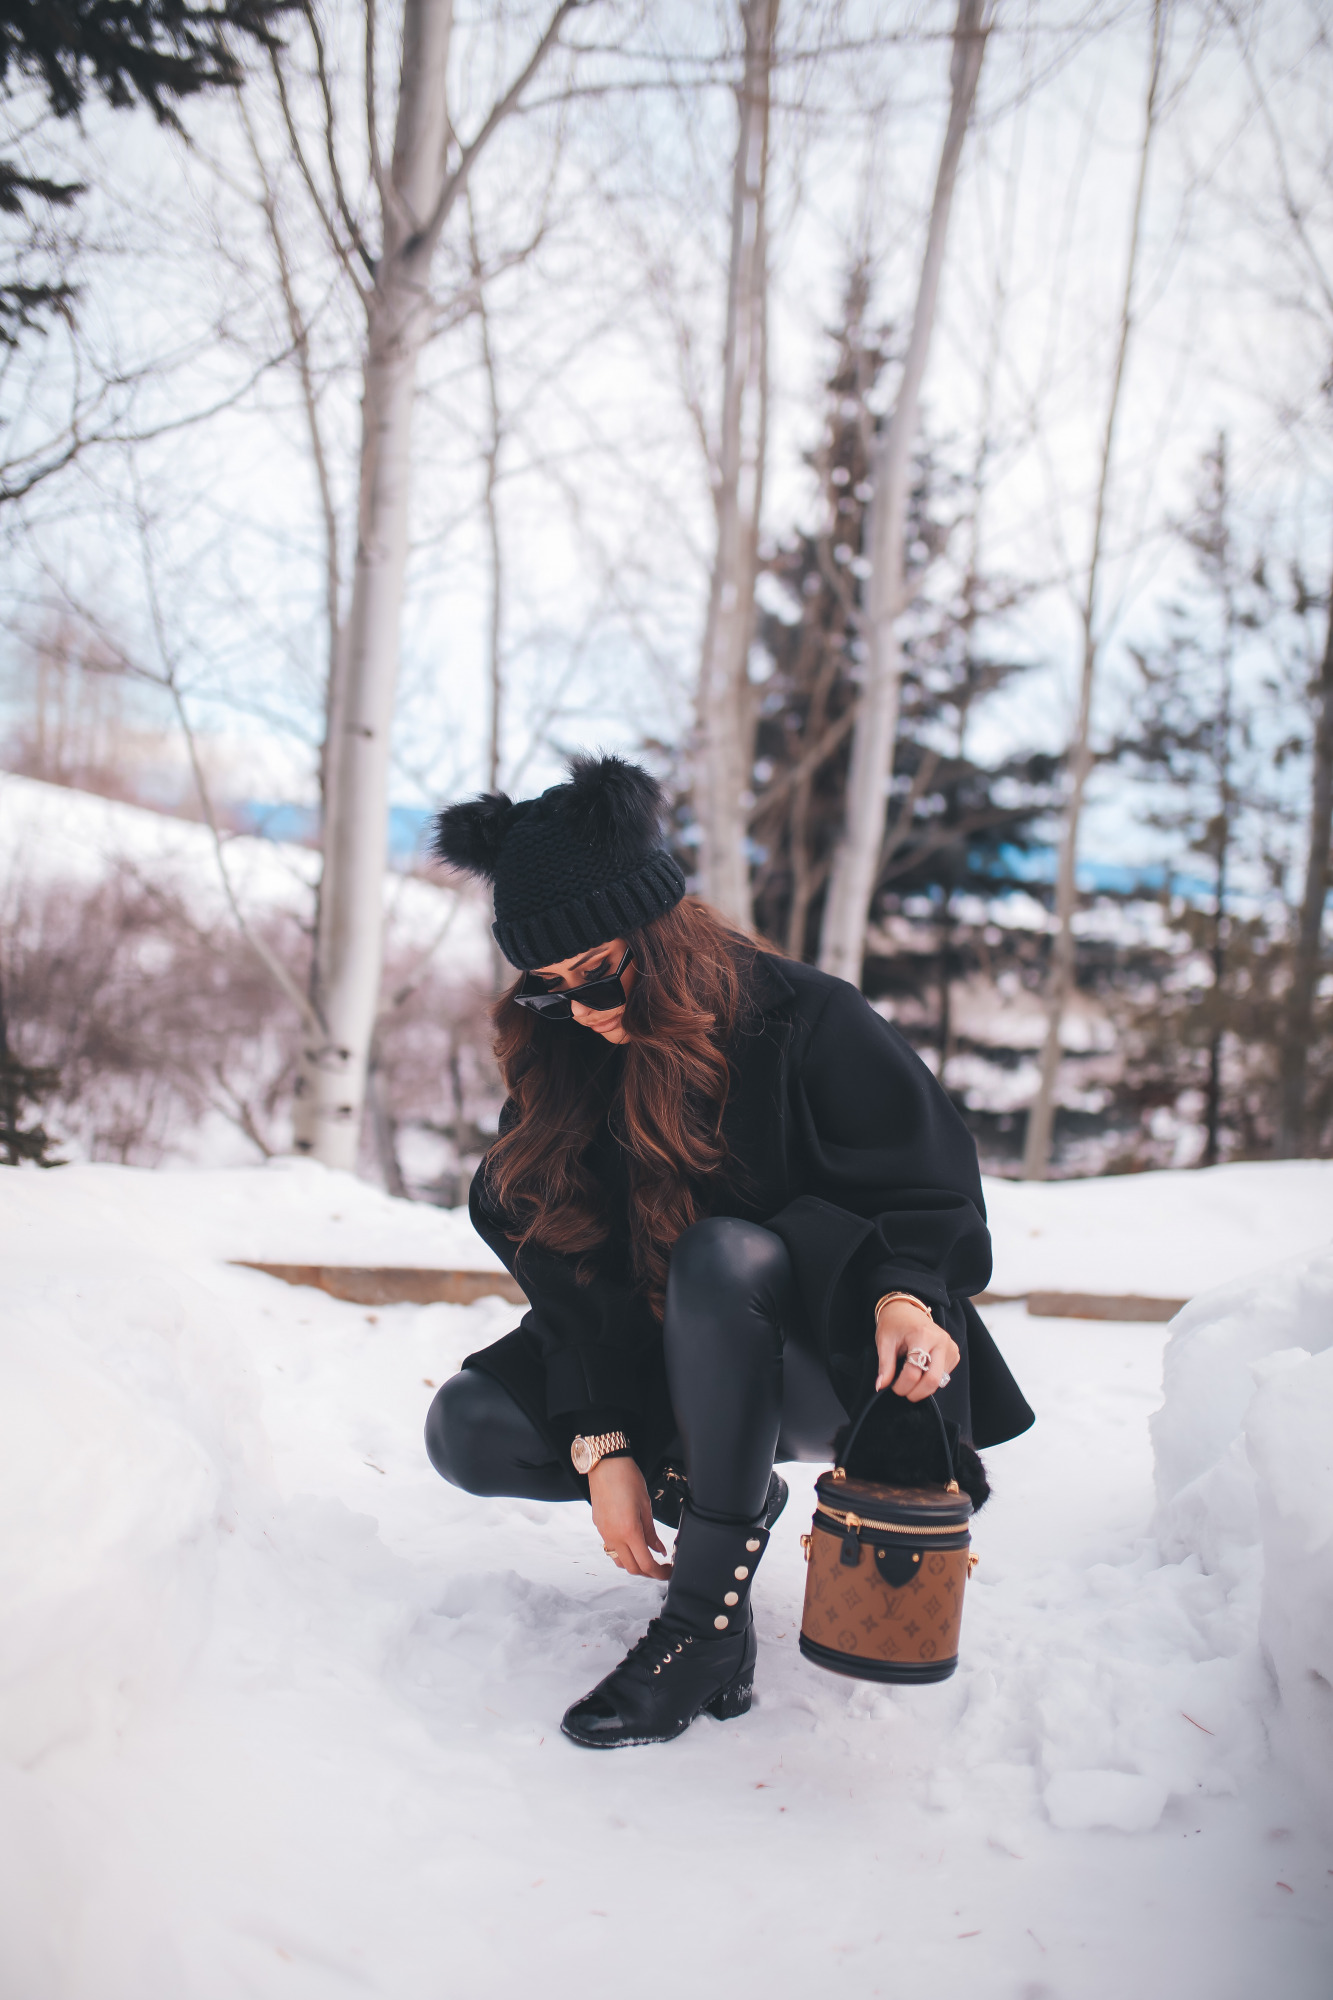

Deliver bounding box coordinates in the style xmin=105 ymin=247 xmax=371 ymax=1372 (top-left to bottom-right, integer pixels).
xmin=815 ymin=1501 xmax=967 ymax=1538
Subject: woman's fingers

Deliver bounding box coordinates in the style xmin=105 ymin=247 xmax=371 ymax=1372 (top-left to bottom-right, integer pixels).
xmin=873 ymin=1302 xmax=958 ymax=1395
xmin=630 ymin=1508 xmax=672 ymax=1576
xmin=613 ymin=1534 xmax=672 ymax=1580
xmin=640 ymin=1510 xmax=669 ymax=1561
xmin=885 ymin=1328 xmax=961 ymax=1399
xmin=899 ymin=1335 xmax=961 ymax=1400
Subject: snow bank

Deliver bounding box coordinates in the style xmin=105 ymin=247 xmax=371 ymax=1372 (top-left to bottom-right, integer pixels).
xmin=1248 ymin=1345 xmax=1333 ymax=1810
xmin=1152 ymin=1245 xmax=1333 ymax=1814
xmin=0 ymin=1264 xmax=255 ymax=1767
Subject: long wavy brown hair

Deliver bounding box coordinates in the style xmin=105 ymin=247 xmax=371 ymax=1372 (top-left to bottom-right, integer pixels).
xmin=483 ymin=896 xmax=761 ymax=1314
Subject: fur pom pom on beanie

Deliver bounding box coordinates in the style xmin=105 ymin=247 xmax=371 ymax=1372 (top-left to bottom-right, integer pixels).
xmin=430 ymin=753 xmax=686 ymax=969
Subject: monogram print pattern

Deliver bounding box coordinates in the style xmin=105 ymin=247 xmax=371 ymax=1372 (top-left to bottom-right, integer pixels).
xmin=801 ymin=1539 xmax=969 ymax=1666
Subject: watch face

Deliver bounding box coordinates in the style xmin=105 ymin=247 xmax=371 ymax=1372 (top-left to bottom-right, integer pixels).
xmin=571 ymin=1436 xmax=593 ymax=1475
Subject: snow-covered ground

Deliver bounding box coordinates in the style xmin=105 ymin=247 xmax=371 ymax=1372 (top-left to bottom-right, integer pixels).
xmin=2 ymin=1159 xmax=1331 ymax=1999
xmin=984 ymin=1158 xmax=1333 ymax=1298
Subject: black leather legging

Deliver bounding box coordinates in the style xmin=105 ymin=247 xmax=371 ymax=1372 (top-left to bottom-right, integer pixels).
xmin=425 ymin=1217 xmax=848 ymax=1523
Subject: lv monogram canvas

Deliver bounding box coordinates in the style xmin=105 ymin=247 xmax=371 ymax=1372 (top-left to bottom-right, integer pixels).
xmin=799 ymin=1471 xmax=975 ymax=1684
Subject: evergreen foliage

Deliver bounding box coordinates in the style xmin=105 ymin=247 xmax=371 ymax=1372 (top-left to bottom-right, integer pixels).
xmin=0 ymin=967 xmax=61 ymax=1165
xmin=748 ymin=267 xmax=881 ymax=958
xmin=1081 ymin=438 xmax=1331 ymax=1168
xmin=0 ymin=0 xmax=291 ymax=344
xmin=750 ymin=268 xmax=1058 ymax=1030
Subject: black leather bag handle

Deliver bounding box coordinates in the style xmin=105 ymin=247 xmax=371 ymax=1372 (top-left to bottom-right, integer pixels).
xmin=836 ymin=1371 xmax=957 ymax=1488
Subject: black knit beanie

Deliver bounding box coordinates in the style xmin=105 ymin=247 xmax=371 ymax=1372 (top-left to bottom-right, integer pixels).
xmin=429 ymin=753 xmax=686 ymax=970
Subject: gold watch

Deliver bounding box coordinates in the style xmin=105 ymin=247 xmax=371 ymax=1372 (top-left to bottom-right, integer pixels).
xmin=570 ymin=1430 xmax=631 ymax=1476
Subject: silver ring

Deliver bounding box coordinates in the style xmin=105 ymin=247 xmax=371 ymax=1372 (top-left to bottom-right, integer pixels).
xmin=906 ymin=1347 xmax=933 ymax=1371
xmin=938 ymin=1370 xmax=951 ymax=1388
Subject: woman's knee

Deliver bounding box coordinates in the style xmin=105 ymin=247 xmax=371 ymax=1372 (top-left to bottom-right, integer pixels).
xmin=425 ymin=1370 xmax=501 ymax=1491
xmin=666 ymin=1217 xmax=792 ymax=1325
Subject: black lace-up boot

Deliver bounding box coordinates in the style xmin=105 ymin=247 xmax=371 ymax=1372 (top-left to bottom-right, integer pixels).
xmin=560 ymin=1504 xmax=773 ymax=1749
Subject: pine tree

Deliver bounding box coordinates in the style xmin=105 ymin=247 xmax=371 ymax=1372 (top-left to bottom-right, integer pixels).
xmin=0 ymin=966 xmax=60 ymax=1166
xmin=750 ymin=268 xmax=1056 ymax=1019
xmin=1107 ymin=435 xmax=1313 ymax=1165
xmin=748 ymin=267 xmax=883 ymax=957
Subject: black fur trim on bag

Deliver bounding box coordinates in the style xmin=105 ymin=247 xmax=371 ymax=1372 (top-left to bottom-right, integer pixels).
xmin=833 ymin=1393 xmax=991 ymax=1512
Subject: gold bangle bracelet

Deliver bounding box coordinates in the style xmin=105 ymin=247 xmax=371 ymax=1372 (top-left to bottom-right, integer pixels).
xmin=874 ymin=1291 xmax=935 ymax=1324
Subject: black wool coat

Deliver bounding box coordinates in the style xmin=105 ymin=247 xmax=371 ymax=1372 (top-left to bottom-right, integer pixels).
xmin=465 ymin=952 xmax=1034 ymax=1469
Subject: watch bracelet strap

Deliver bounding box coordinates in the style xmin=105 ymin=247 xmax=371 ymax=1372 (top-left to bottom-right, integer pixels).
xmin=571 ymin=1429 xmax=631 ymax=1470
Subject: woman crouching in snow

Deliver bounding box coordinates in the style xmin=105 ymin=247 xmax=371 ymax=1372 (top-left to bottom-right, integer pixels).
xmin=424 ymin=755 xmax=1032 ymax=1749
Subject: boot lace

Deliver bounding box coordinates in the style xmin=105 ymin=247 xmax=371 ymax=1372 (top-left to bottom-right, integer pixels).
xmin=617 ymin=1616 xmax=694 ymax=1684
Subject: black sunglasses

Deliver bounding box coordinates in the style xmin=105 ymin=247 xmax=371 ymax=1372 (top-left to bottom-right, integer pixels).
xmin=514 ymin=943 xmax=634 ymax=1019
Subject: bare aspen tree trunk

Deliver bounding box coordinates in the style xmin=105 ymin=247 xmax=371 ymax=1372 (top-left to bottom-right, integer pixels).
xmin=293 ymin=0 xmax=454 ymax=1167
xmin=694 ymin=0 xmax=778 ymax=927
xmin=473 ymin=214 xmax=510 ymax=993
xmin=293 ymin=0 xmax=577 ymax=1167
xmin=817 ymin=0 xmax=989 ymax=984
xmin=1275 ymin=542 xmax=1333 ymax=1156
xmin=1021 ymin=0 xmax=1164 ymax=1180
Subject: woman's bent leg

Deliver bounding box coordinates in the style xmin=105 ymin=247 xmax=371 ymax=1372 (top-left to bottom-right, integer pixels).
xmin=662 ymin=1216 xmax=845 ymax=1522
xmin=564 ymin=1217 xmax=822 ymax=1749
xmin=425 ymin=1368 xmax=583 ymax=1503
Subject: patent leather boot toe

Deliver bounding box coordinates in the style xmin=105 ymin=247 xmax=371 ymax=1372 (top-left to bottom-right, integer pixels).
xmin=560 ymin=1504 xmax=771 ymax=1750
xmin=560 ymin=1617 xmax=756 ymax=1748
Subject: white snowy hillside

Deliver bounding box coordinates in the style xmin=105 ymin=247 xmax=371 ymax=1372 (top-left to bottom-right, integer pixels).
xmin=2 ymin=1157 xmax=1331 ymax=2000
xmin=0 ymin=770 xmax=491 ymax=963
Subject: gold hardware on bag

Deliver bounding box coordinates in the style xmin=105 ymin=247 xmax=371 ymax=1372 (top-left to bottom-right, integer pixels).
xmin=946 ymin=1480 xmax=960 ymax=1495
xmin=816 ymin=1499 xmax=964 ymax=1537
xmin=967 ymin=1552 xmax=979 ymax=1575
xmin=800 ymin=1533 xmax=811 ymax=1562
xmin=831 ymin=1467 xmax=846 ymax=1483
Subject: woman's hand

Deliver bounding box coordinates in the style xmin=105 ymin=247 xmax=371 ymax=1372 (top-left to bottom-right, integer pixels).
xmin=875 ymin=1297 xmax=960 ymax=1401
xmin=588 ymin=1456 xmax=673 ymax=1579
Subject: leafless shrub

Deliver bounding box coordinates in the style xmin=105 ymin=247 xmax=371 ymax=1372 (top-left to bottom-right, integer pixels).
xmin=1 ymin=863 xmax=503 ymax=1193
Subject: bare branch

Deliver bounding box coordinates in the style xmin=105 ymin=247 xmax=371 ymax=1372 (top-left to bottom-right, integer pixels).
xmin=749 ymin=702 xmax=858 ymax=826
xmin=377 ymin=896 xmax=462 ymax=1023
xmin=300 ymin=0 xmax=376 ymax=277
xmin=241 ymin=102 xmax=341 ymax=665
xmin=1215 ymin=0 xmax=1333 ymax=324
xmin=878 ymin=749 xmax=941 ymax=872
xmin=120 ymin=486 xmax=326 ymax=1042
xmin=414 ymin=0 xmax=583 ymax=260
xmin=266 ymin=39 xmax=371 ymax=291
xmin=365 ymin=0 xmax=385 ymax=199
xmin=0 ymin=341 xmax=300 ymax=505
